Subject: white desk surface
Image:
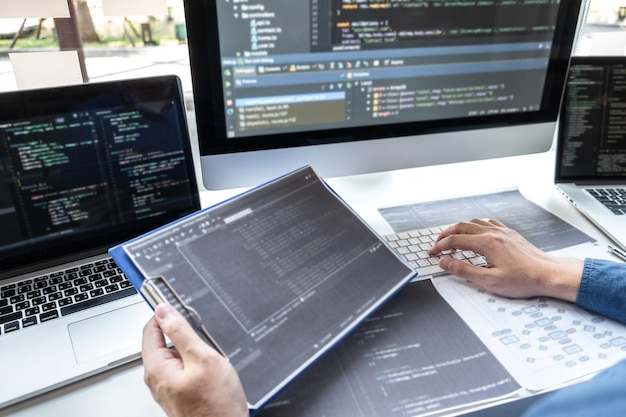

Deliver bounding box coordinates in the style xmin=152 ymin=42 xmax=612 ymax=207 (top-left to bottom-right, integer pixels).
xmin=2 ymin=151 xmax=614 ymax=417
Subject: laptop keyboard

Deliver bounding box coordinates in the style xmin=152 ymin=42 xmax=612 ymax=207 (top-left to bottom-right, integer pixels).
xmin=384 ymin=224 xmax=486 ymax=277
xmin=0 ymin=258 xmax=135 ymax=336
xmin=586 ymin=188 xmax=626 ymax=215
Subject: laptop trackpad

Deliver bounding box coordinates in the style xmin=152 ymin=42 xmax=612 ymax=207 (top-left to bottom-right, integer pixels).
xmin=68 ymin=302 xmax=152 ymax=364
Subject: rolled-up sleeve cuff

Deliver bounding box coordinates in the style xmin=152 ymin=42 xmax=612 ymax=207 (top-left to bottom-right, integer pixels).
xmin=576 ymin=258 xmax=626 ymax=324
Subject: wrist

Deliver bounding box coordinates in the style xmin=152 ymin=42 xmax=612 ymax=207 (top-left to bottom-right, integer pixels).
xmin=539 ymin=257 xmax=583 ymax=302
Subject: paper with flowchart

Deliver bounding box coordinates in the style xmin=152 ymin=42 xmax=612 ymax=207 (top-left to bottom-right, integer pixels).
xmin=379 ymin=189 xmax=626 ymax=391
xmin=433 ymin=243 xmax=626 ymax=391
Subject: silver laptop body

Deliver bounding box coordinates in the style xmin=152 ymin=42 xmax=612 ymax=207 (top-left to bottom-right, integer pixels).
xmin=555 ymin=55 xmax=626 ymax=251
xmin=0 ymin=76 xmax=200 ymax=408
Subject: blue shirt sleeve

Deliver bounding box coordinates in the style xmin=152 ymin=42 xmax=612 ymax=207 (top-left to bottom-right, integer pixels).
xmin=576 ymin=258 xmax=626 ymax=324
xmin=522 ymin=359 xmax=626 ymax=417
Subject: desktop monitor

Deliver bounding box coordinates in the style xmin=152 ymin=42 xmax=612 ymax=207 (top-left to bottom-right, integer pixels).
xmin=184 ymin=0 xmax=584 ymax=190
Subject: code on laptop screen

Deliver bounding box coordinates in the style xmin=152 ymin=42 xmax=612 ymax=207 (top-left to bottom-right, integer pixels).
xmin=0 ymin=77 xmax=199 ymax=274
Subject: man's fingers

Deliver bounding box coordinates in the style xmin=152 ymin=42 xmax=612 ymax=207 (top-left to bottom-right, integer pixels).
xmin=142 ymin=314 xmax=181 ymax=392
xmin=439 ymin=257 xmax=488 ymax=284
xmin=486 ymin=219 xmax=506 ymax=228
xmin=430 ymin=232 xmax=488 ymax=256
xmin=435 ymin=220 xmax=488 ymax=243
xmin=154 ymin=304 xmax=211 ymax=362
xmin=468 ymin=218 xmax=491 ymax=226
xmin=142 ymin=316 xmax=168 ymax=364
xmin=436 ymin=219 xmax=507 ymax=243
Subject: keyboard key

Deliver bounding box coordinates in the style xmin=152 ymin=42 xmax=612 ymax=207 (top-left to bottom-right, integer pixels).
xmin=105 ymin=284 xmax=120 ymax=294
xmin=10 ymin=294 xmax=25 ymax=304
xmin=75 ymin=293 xmax=89 ymax=303
xmin=0 ymin=311 xmax=23 ymax=325
xmin=90 ymin=288 xmax=104 ymax=298
xmin=95 ymin=279 xmax=108 ymax=288
xmin=386 ymin=234 xmax=399 ymax=242
xmin=64 ymin=288 xmax=79 ymax=297
xmin=103 ymin=270 xmax=117 ymax=278
xmin=34 ymin=280 xmax=48 ymax=290
xmin=88 ymin=274 xmax=101 ymax=283
xmin=405 ymin=253 xmax=419 ymax=261
xmin=396 ymin=247 xmax=409 ymax=255
xmin=417 ymin=259 xmax=431 ymax=268
xmin=58 ymin=297 xmax=73 ymax=307
xmin=1 ymin=288 xmax=16 ymax=299
xmin=25 ymin=306 xmax=40 ymax=317
xmin=42 ymin=302 xmax=57 ymax=312
xmin=49 ymin=276 xmax=63 ymax=285
xmin=40 ymin=310 xmax=60 ymax=323
xmin=27 ymin=290 xmax=42 ymax=300
xmin=18 ymin=284 xmax=32 ymax=294
xmin=110 ymin=275 xmax=124 ymax=283
xmin=43 ymin=286 xmax=57 ymax=295
xmin=5 ymin=321 xmax=20 ymax=333
xmin=48 ymin=292 xmax=63 ymax=301
xmin=32 ymin=296 xmax=47 ymax=306
xmin=61 ymin=287 xmax=137 ymax=316
xmin=23 ymin=316 xmax=38 ymax=328
xmin=15 ymin=301 xmax=29 ymax=311
xmin=79 ymin=269 xmax=93 ymax=277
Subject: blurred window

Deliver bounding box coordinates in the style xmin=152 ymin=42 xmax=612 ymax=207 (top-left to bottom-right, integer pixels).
xmin=577 ymin=0 xmax=626 ymax=56
xmin=0 ymin=0 xmax=191 ymax=101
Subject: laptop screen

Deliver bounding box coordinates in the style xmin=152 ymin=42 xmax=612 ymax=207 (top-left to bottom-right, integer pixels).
xmin=0 ymin=76 xmax=200 ymax=278
xmin=556 ymin=56 xmax=626 ymax=182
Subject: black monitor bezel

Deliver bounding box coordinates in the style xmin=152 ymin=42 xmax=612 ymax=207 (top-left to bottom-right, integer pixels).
xmin=184 ymin=0 xmax=582 ymax=157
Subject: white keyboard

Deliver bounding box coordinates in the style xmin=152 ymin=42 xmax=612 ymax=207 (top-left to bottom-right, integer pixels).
xmin=383 ymin=224 xmax=486 ymax=277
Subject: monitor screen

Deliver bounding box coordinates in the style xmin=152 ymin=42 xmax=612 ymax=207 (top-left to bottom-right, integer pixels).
xmin=184 ymin=0 xmax=583 ymax=190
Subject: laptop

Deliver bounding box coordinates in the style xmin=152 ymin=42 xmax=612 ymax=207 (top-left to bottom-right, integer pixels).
xmin=555 ymin=55 xmax=626 ymax=251
xmin=0 ymin=75 xmax=200 ymax=408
